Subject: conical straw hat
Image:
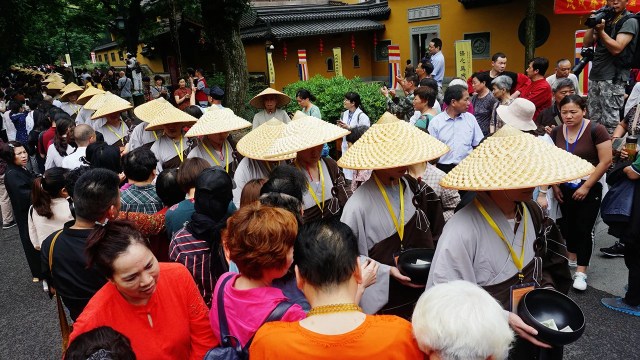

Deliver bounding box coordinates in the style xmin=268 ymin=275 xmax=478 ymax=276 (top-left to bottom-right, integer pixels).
xmin=134 ymin=97 xmax=173 ymax=123
xmin=236 ymin=118 xmax=296 ymax=161
xmin=337 ymin=117 xmax=449 ymax=170
xmin=146 ymin=106 xmax=199 ymax=131
xmin=43 ymin=74 xmax=64 ymax=83
xmin=263 ymin=114 xmax=350 ymax=159
xmin=60 ymin=83 xmax=84 ymax=102
xmin=77 ymin=86 xmax=105 ymax=105
xmin=291 ymin=110 xmax=306 ymax=121
xmin=91 ymin=93 xmax=133 ymax=120
xmin=185 ymin=108 xmax=251 ymax=137
xmin=439 ymin=125 xmax=595 ymax=190
xmin=249 ymin=87 xmax=291 ymax=109
xmin=376 ymin=111 xmax=401 ymax=125
xmin=46 ymin=81 xmax=66 ymax=90
xmin=83 ymin=93 xmax=107 ymax=111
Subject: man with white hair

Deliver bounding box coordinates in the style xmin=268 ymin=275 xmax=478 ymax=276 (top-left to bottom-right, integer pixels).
xmin=412 ymin=280 xmax=514 ymax=360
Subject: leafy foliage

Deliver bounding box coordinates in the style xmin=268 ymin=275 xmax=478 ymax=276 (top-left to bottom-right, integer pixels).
xmin=283 ymin=75 xmax=387 ymax=123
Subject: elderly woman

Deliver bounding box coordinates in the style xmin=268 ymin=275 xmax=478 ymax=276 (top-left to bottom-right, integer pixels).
xmin=471 ymin=72 xmax=498 ymax=136
xmin=69 ymin=220 xmax=217 ymax=359
xmin=536 ymin=78 xmax=576 ymax=136
xmin=489 ymin=75 xmax=514 ymax=134
xmin=250 ymin=88 xmax=292 ymax=128
xmin=2 ymin=141 xmax=39 ymax=282
xmin=210 ymin=203 xmax=307 ymax=349
xmin=170 ymin=167 xmax=235 ymax=306
xmin=412 ymin=281 xmax=514 ymax=360
xmin=249 ymin=220 xmax=423 ymax=359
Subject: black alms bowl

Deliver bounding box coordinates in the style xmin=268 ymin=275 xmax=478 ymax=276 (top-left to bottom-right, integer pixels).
xmin=396 ymin=248 xmax=435 ymax=285
xmin=517 ymin=288 xmax=585 ymax=346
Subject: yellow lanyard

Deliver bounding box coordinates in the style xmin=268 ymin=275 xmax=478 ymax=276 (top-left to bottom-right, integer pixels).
xmin=203 ymin=141 xmax=229 ymax=173
xmin=474 ymin=198 xmax=528 ymax=279
xmin=153 ymin=131 xmax=158 ymax=140
xmin=297 ymin=161 xmax=325 ymax=211
xmin=106 ymin=122 xmax=126 ymax=142
xmin=373 ymin=173 xmax=404 ymax=241
xmin=171 ymin=135 xmax=185 ymax=163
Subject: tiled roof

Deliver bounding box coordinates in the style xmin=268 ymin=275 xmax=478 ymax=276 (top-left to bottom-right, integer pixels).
xmin=269 ymin=19 xmax=384 ymax=40
xmin=93 ymin=41 xmax=118 ymax=52
xmin=240 ymin=0 xmax=389 ymax=41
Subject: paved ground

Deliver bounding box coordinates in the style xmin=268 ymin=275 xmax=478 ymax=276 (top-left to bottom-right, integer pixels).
xmin=0 ymin=219 xmax=637 ymax=359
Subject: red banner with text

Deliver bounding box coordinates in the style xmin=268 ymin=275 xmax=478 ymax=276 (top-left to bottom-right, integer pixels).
xmin=555 ymin=0 xmax=640 ymax=15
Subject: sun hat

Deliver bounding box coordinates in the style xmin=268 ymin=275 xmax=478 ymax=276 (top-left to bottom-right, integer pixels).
xmin=59 ymin=83 xmax=84 ymax=102
xmin=439 ymin=125 xmax=595 ymax=191
xmin=185 ymin=107 xmax=251 ymax=137
xmin=496 ymin=98 xmax=537 ymax=132
xmin=249 ymin=87 xmax=291 ymax=109
xmin=291 ymin=110 xmax=306 ymax=121
xmin=337 ymin=112 xmax=449 ymax=170
xmin=145 ymin=105 xmax=199 ymax=131
xmin=236 ymin=118 xmax=296 ymax=161
xmin=77 ymin=87 xmax=105 ymax=105
xmin=46 ymin=81 xmax=66 ymax=90
xmin=82 ymin=93 xmax=107 ymax=111
xmin=262 ymin=114 xmax=350 ymax=159
xmin=90 ymin=93 xmax=133 ymax=120
xmin=43 ymin=74 xmax=64 ymax=83
xmin=133 ymin=97 xmax=173 ymax=123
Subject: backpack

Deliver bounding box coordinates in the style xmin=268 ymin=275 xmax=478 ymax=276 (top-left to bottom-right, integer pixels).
xmin=610 ymin=12 xmax=640 ymax=69
xmin=203 ymin=274 xmax=293 ymax=360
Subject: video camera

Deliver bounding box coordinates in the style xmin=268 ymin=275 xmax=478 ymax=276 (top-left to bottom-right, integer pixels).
xmin=585 ymin=6 xmax=616 ymax=28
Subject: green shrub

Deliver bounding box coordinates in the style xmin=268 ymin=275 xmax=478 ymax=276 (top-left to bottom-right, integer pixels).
xmin=283 ymin=75 xmax=386 ymax=124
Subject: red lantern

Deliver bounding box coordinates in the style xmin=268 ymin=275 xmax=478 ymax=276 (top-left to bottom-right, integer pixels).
xmin=373 ymin=33 xmax=378 ymax=47
xmin=283 ymin=42 xmax=287 ymax=60
xmin=351 ymin=34 xmax=356 ymax=52
xmin=319 ymin=39 xmax=324 ymax=55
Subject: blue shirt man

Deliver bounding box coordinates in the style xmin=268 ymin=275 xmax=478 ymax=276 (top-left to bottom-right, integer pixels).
xmin=428 ymin=85 xmax=484 ymax=173
xmin=429 ymin=38 xmax=445 ymax=87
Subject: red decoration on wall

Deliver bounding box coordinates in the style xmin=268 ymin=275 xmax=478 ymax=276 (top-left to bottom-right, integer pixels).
xmin=283 ymin=42 xmax=288 ymax=60
xmin=351 ymin=34 xmax=356 ymax=52
xmin=373 ymin=33 xmax=378 ymax=47
xmin=554 ymin=0 xmax=640 ymax=14
xmin=319 ymin=38 xmax=324 ymax=55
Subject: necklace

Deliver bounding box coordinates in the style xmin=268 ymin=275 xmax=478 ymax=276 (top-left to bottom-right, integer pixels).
xmin=307 ymin=303 xmax=363 ymax=317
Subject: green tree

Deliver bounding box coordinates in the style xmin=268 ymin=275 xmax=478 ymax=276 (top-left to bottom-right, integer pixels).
xmin=199 ymin=0 xmax=250 ymax=114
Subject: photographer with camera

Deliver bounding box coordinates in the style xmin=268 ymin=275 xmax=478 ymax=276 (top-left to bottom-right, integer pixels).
xmin=584 ymin=0 xmax=639 ymax=135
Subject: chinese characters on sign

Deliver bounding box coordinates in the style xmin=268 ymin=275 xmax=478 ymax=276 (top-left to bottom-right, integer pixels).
xmin=554 ymin=0 xmax=640 ymax=14
xmin=454 ymin=40 xmax=472 ymax=80
xmin=407 ymin=4 xmax=441 ymax=22
xmin=333 ymin=48 xmax=343 ymax=77
xmin=267 ymin=52 xmax=275 ymax=84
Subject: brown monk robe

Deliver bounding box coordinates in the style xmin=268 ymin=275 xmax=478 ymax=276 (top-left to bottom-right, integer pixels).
xmin=294 ymin=144 xmax=352 ymax=223
xmin=341 ymin=167 xmax=444 ymax=319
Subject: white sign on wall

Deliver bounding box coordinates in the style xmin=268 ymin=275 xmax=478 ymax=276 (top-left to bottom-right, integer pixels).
xmin=407 ymin=5 xmax=441 ymax=22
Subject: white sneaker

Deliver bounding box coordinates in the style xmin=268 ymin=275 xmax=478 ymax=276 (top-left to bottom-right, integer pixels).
xmin=568 ymin=259 xmax=577 ymax=268
xmin=42 ymin=279 xmax=49 ymax=293
xmin=573 ymin=272 xmax=587 ymax=291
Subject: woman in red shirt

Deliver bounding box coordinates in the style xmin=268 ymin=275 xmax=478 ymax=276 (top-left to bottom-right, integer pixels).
xmin=173 ymin=77 xmax=192 ymax=111
xmin=68 ymin=220 xmax=217 ymax=360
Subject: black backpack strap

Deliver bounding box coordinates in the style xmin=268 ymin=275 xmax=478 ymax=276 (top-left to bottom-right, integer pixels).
xmin=216 ymin=274 xmax=243 ymax=352
xmin=243 ymin=301 xmax=293 ymax=352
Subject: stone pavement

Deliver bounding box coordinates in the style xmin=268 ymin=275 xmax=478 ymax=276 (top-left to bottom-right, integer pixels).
xmin=0 ymin=220 xmax=637 ymax=359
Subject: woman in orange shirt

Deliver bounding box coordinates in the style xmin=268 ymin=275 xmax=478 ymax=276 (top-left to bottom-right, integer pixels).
xmin=68 ymin=220 xmax=217 ymax=360
xmin=249 ymin=220 xmax=422 ymax=360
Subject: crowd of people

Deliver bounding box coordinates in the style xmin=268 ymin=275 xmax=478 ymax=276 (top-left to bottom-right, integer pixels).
xmin=3 ymin=3 xmax=640 ymax=356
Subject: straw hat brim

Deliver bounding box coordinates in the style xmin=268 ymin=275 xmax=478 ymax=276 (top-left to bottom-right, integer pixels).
xmin=83 ymin=93 xmax=107 ymax=111
xmin=249 ymin=88 xmax=291 ymax=109
xmin=134 ymin=98 xmax=173 ymax=123
xmin=60 ymin=84 xmax=85 ymax=102
xmin=46 ymin=82 xmax=66 ymax=90
xmin=146 ymin=106 xmax=199 ymax=131
xmin=77 ymin=87 xmax=105 ymax=105
xmin=496 ymin=105 xmax=537 ymax=131
xmin=337 ymin=120 xmax=450 ymax=170
xmin=439 ymin=125 xmax=595 ymax=191
xmin=236 ymin=118 xmax=296 ymax=161
xmin=262 ymin=114 xmax=350 ymax=159
xmin=185 ymin=108 xmax=251 ymax=137
xmin=91 ymin=94 xmax=133 ymax=119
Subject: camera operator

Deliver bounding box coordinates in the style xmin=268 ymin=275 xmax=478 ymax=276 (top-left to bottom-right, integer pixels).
xmin=584 ymin=0 xmax=639 ymax=135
